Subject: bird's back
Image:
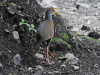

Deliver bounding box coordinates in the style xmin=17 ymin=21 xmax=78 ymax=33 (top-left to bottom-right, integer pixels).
xmin=36 ymin=20 xmax=54 ymax=43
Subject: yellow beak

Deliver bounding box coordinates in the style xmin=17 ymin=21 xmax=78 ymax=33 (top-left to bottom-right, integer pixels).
xmin=54 ymin=8 xmax=60 ymax=15
xmin=54 ymin=8 xmax=58 ymax=10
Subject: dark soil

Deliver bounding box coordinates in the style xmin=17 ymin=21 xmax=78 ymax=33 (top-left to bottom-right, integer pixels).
xmin=0 ymin=0 xmax=100 ymax=75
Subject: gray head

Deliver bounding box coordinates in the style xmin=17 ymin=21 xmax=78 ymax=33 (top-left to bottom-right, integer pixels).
xmin=45 ymin=7 xmax=55 ymax=22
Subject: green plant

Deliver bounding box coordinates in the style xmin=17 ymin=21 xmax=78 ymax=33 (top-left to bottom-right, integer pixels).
xmin=11 ymin=3 xmax=17 ymax=6
xmin=61 ymin=33 xmax=71 ymax=48
xmin=58 ymin=57 xmax=67 ymax=59
xmin=85 ymin=36 xmax=99 ymax=42
xmin=51 ymin=38 xmax=59 ymax=42
xmin=19 ymin=19 xmax=37 ymax=33
xmin=76 ymin=36 xmax=82 ymax=41
xmin=90 ymin=38 xmax=98 ymax=42
xmin=71 ymin=32 xmax=82 ymax=41
xmin=62 ymin=33 xmax=69 ymax=40
xmin=62 ymin=40 xmax=66 ymax=44
xmin=67 ymin=44 xmax=71 ymax=48
xmin=72 ymin=41 xmax=76 ymax=43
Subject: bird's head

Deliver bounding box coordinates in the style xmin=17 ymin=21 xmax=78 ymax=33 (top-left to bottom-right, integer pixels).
xmin=46 ymin=7 xmax=60 ymax=15
xmin=45 ymin=7 xmax=60 ymax=21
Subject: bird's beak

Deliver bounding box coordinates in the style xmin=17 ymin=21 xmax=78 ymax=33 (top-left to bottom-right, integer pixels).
xmin=54 ymin=8 xmax=60 ymax=15
xmin=54 ymin=11 xmax=60 ymax=15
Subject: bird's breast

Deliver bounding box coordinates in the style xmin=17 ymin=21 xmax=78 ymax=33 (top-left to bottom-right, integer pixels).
xmin=49 ymin=21 xmax=54 ymax=38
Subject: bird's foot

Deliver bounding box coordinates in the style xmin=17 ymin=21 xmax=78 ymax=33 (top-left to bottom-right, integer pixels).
xmin=50 ymin=53 xmax=55 ymax=58
xmin=46 ymin=58 xmax=52 ymax=65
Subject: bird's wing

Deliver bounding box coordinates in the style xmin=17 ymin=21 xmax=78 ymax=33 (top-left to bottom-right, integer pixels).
xmin=37 ymin=20 xmax=54 ymax=43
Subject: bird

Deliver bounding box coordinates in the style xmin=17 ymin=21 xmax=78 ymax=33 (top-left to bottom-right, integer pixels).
xmin=36 ymin=7 xmax=59 ymax=64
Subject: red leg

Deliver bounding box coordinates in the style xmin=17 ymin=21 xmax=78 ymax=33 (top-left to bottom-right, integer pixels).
xmin=43 ymin=45 xmax=46 ymax=58
xmin=46 ymin=46 xmax=52 ymax=65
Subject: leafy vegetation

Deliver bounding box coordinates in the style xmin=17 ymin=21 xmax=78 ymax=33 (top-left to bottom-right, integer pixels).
xmin=72 ymin=41 xmax=76 ymax=43
xmin=62 ymin=33 xmax=69 ymax=40
xmin=67 ymin=44 xmax=71 ymax=48
xmin=62 ymin=40 xmax=66 ymax=44
xmin=51 ymin=38 xmax=59 ymax=42
xmin=58 ymin=57 xmax=67 ymax=59
xmin=70 ymin=32 xmax=82 ymax=41
xmin=70 ymin=32 xmax=100 ymax=42
xmin=19 ymin=19 xmax=37 ymax=33
xmin=51 ymin=33 xmax=72 ymax=48
xmin=85 ymin=36 xmax=99 ymax=42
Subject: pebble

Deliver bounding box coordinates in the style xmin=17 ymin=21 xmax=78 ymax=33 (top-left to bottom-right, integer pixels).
xmin=28 ymin=67 xmax=33 ymax=71
xmin=9 ymin=73 xmax=12 ymax=75
xmin=61 ymin=65 xmax=66 ymax=67
xmin=36 ymin=65 xmax=44 ymax=70
xmin=94 ymin=63 xmax=99 ymax=68
xmin=13 ymin=54 xmax=22 ymax=65
xmin=5 ymin=29 xmax=9 ymax=33
xmin=73 ymin=66 xmax=79 ymax=70
xmin=0 ymin=63 xmax=3 ymax=67
xmin=54 ymin=71 xmax=60 ymax=73
xmin=35 ymin=53 xmax=44 ymax=59
xmin=12 ymin=31 xmax=19 ymax=40
xmin=65 ymin=53 xmax=79 ymax=65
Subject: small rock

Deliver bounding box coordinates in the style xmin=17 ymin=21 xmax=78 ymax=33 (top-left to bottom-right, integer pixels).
xmin=12 ymin=24 xmax=17 ymax=28
xmin=48 ymin=72 xmax=54 ymax=74
xmin=54 ymin=71 xmax=60 ymax=73
xmin=81 ymin=25 xmax=90 ymax=31
xmin=36 ymin=65 xmax=44 ymax=70
xmin=61 ymin=65 xmax=66 ymax=67
xmin=98 ymin=38 xmax=100 ymax=40
xmin=65 ymin=53 xmax=79 ymax=65
xmin=35 ymin=53 xmax=44 ymax=59
xmin=88 ymin=31 xmax=100 ymax=39
xmin=9 ymin=73 xmax=12 ymax=75
xmin=73 ymin=66 xmax=79 ymax=70
xmin=5 ymin=29 xmax=10 ymax=33
xmin=94 ymin=63 xmax=99 ymax=68
xmin=87 ymin=20 xmax=91 ymax=24
xmin=13 ymin=54 xmax=22 ymax=65
xmin=12 ymin=31 xmax=19 ymax=40
xmin=0 ymin=63 xmax=3 ymax=67
xmin=63 ymin=8 xmax=65 ymax=10
xmin=12 ymin=31 xmax=20 ymax=43
xmin=28 ymin=67 xmax=33 ymax=71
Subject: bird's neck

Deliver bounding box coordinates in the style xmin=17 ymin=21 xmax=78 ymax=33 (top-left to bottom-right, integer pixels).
xmin=46 ymin=13 xmax=53 ymax=22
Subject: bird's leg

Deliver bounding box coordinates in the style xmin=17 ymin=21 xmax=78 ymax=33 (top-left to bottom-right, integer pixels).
xmin=43 ymin=45 xmax=46 ymax=58
xmin=46 ymin=46 xmax=52 ymax=65
xmin=46 ymin=46 xmax=49 ymax=61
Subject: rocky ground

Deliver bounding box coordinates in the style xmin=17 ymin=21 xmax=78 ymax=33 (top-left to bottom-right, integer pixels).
xmin=0 ymin=0 xmax=100 ymax=75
